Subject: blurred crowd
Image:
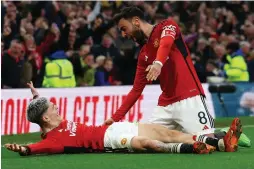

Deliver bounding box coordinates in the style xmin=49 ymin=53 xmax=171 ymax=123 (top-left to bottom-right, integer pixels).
xmin=1 ymin=1 xmax=254 ymax=89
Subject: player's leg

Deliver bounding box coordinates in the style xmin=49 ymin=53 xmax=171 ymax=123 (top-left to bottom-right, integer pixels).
xmin=172 ymin=95 xmax=249 ymax=147
xmin=130 ymin=136 xmax=212 ymax=154
xmin=138 ymin=123 xmax=195 ymax=144
xmin=104 ymin=121 xmax=211 ymax=154
xmin=149 ymin=106 xmax=177 ymax=130
xmin=172 ymin=95 xmax=215 ymax=136
xmin=138 ymin=118 xmax=242 ymax=152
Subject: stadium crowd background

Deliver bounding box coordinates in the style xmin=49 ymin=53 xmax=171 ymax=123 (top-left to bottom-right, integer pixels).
xmin=1 ymin=1 xmax=254 ymax=89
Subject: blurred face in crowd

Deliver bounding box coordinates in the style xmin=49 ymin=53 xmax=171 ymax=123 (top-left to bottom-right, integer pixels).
xmin=227 ymin=35 xmax=237 ymax=43
xmin=206 ymin=62 xmax=216 ymax=72
xmin=94 ymin=17 xmax=103 ymax=28
xmin=208 ymin=18 xmax=217 ymax=31
xmin=79 ymin=45 xmax=90 ymax=57
xmin=104 ymin=59 xmax=113 ymax=72
xmin=96 ymin=56 xmax=106 ymax=67
xmin=69 ymin=31 xmax=77 ymax=44
xmin=35 ymin=17 xmax=48 ymax=29
xmin=249 ymin=50 xmax=254 ymax=60
xmin=63 ymin=4 xmax=72 ymax=18
xmin=9 ymin=41 xmax=25 ymax=58
xmin=214 ymin=45 xmax=226 ymax=59
xmin=84 ymin=54 xmax=94 ymax=67
xmin=83 ymin=5 xmax=91 ymax=16
xmin=197 ymin=40 xmax=207 ymax=51
xmin=85 ymin=36 xmax=94 ymax=46
xmin=108 ymin=27 xmax=118 ymax=40
xmin=6 ymin=4 xmax=17 ymax=21
xmin=25 ymin=35 xmax=36 ymax=51
xmin=27 ymin=12 xmax=33 ymax=22
xmin=209 ymin=38 xmax=218 ymax=49
xmin=25 ymin=23 xmax=34 ymax=35
xmin=103 ymin=9 xmax=113 ymax=18
xmin=68 ymin=12 xmax=76 ymax=23
xmin=102 ymin=35 xmax=113 ymax=48
xmin=242 ymin=44 xmax=250 ymax=55
xmin=243 ymin=21 xmax=254 ymax=37
xmin=118 ymin=17 xmax=147 ymax=45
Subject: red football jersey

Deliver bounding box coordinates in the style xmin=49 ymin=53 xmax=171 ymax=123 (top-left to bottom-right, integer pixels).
xmin=112 ymin=18 xmax=205 ymax=121
xmin=26 ymin=120 xmax=108 ymax=155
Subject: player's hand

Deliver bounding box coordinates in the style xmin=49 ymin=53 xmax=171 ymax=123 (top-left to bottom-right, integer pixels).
xmin=27 ymin=81 xmax=39 ymax=99
xmin=104 ymin=118 xmax=114 ymax=126
xmin=5 ymin=143 xmax=26 ymax=153
xmin=146 ymin=62 xmax=162 ymax=81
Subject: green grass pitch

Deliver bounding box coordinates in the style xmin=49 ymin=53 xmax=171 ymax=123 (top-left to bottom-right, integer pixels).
xmin=2 ymin=117 xmax=254 ymax=169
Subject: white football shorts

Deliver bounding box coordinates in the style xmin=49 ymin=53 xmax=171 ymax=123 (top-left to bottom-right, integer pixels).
xmin=104 ymin=122 xmax=138 ymax=152
xmin=149 ymin=95 xmax=215 ymax=135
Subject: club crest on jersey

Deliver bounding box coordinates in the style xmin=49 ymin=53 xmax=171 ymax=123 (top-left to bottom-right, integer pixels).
xmin=121 ymin=138 xmax=127 ymax=145
xmin=153 ymin=38 xmax=159 ymax=48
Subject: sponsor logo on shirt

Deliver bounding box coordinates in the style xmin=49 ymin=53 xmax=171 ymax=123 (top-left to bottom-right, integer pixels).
xmin=67 ymin=121 xmax=77 ymax=136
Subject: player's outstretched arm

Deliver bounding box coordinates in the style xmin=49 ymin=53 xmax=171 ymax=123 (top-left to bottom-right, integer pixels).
xmin=27 ymin=81 xmax=39 ymax=99
xmin=5 ymin=140 xmax=64 ymax=156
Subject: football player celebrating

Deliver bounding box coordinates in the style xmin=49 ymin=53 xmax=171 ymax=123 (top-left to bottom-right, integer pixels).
xmin=104 ymin=6 xmax=249 ymax=147
xmin=5 ymin=82 xmax=242 ymax=156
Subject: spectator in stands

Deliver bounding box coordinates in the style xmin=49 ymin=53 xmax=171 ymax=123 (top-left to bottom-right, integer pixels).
xmin=96 ymin=55 xmax=106 ymax=67
xmin=205 ymin=59 xmax=223 ymax=79
xmin=76 ymin=53 xmax=96 ymax=87
xmin=95 ymin=57 xmax=118 ymax=86
xmin=213 ymin=44 xmax=227 ymax=70
xmin=42 ymin=50 xmax=76 ymax=88
xmin=68 ymin=45 xmax=91 ymax=78
xmin=1 ymin=1 xmax=254 ymax=87
xmin=1 ymin=40 xmax=25 ymax=88
xmin=222 ymin=41 xmax=250 ymax=82
xmin=92 ymin=34 xmax=122 ymax=59
xmin=247 ymin=50 xmax=254 ymax=82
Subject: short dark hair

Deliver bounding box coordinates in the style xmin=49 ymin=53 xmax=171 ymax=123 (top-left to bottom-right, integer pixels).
xmin=113 ymin=6 xmax=145 ymax=24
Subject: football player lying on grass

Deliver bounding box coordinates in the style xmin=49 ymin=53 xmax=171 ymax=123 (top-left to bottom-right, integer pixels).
xmin=5 ymin=82 xmax=242 ymax=156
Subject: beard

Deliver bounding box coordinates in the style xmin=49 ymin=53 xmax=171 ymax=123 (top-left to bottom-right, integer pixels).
xmin=132 ymin=26 xmax=147 ymax=46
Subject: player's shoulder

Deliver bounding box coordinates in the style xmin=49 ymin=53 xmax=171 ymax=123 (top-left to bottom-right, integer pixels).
xmin=156 ymin=18 xmax=178 ymax=28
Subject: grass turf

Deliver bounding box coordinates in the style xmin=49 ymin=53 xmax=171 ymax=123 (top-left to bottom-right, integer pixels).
xmin=1 ymin=117 xmax=254 ymax=169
